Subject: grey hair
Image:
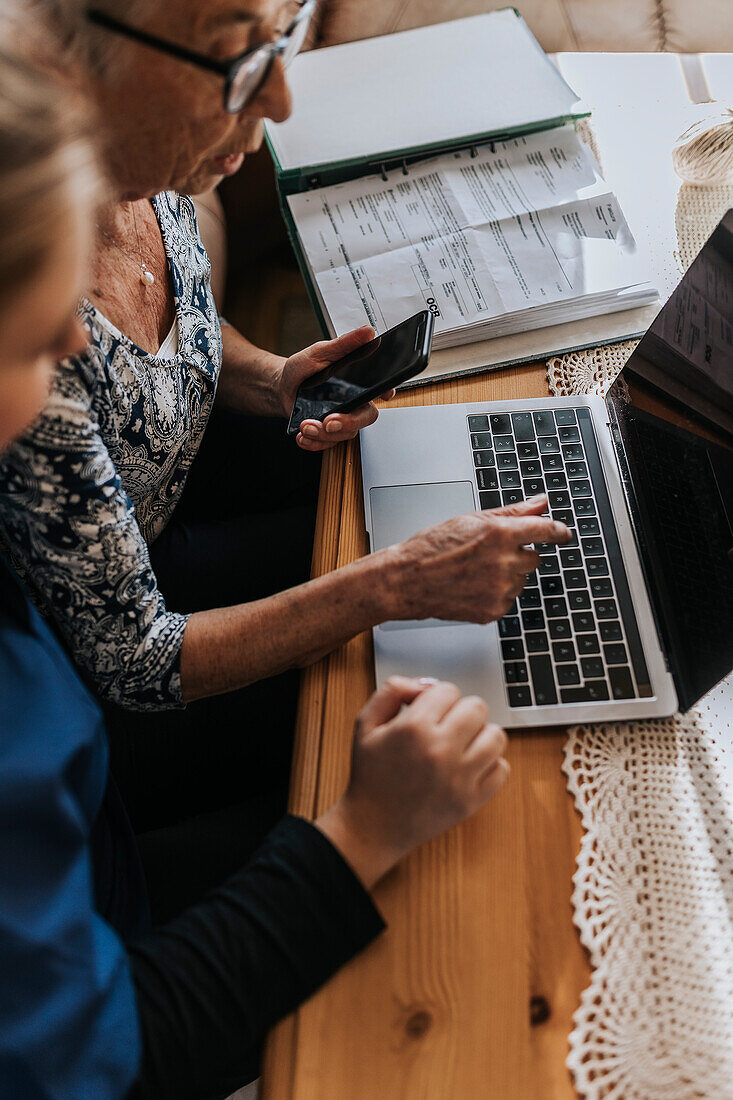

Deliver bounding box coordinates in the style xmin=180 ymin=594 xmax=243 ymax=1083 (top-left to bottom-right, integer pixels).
xmin=33 ymin=0 xmax=151 ymax=71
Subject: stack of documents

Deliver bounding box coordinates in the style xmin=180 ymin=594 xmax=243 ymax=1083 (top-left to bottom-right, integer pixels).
xmin=287 ymin=126 xmax=658 ymax=350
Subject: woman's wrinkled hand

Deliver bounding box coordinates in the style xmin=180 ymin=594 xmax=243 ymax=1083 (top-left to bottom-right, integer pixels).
xmin=385 ymin=495 xmax=571 ymax=623
xmin=278 ymin=326 xmax=395 ymax=451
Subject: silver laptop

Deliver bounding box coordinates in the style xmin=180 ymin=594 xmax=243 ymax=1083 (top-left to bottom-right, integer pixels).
xmin=360 ymin=214 xmax=733 ymax=728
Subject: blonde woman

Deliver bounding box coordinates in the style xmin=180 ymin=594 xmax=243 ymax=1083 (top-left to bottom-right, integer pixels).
xmin=0 ymin=26 xmax=512 ymax=1098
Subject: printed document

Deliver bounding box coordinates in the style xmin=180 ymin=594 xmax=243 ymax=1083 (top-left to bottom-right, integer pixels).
xmin=288 ymin=126 xmax=657 ymax=349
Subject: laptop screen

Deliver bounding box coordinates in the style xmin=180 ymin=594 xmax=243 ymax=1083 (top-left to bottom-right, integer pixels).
xmin=607 ymin=212 xmax=733 ymax=710
xmin=621 ymin=210 xmax=733 ymax=438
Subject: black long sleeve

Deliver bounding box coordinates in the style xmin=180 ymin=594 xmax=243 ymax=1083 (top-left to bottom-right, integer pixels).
xmin=127 ymin=815 xmax=385 ymax=1099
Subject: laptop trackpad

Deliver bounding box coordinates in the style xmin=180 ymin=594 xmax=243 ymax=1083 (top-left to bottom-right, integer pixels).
xmin=370 ymin=481 xmax=476 ymax=632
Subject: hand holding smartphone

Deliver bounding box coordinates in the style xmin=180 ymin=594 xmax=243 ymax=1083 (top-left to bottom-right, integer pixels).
xmin=287 ymin=311 xmax=434 ymax=436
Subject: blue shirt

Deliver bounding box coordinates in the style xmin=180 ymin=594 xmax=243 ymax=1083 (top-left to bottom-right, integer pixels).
xmin=0 ymin=555 xmax=140 ymax=1099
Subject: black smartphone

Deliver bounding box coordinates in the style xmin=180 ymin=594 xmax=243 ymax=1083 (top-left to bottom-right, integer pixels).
xmin=287 ymin=310 xmax=434 ymax=436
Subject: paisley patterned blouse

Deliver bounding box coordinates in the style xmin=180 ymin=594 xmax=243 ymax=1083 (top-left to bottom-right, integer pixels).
xmin=0 ymin=192 xmax=222 ymax=710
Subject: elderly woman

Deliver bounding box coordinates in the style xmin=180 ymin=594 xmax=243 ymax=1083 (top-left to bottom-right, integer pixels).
xmin=0 ymin=0 xmax=568 ymax=913
xmin=0 ymin=32 xmax=516 ymax=1099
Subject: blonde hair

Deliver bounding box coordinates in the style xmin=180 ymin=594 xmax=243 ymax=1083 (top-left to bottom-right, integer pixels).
xmin=0 ymin=19 xmax=102 ymax=302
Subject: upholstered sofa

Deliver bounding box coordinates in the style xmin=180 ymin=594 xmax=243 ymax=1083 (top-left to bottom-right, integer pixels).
xmin=218 ymin=0 xmax=733 ymax=321
xmin=315 ymin=0 xmax=732 ymax=53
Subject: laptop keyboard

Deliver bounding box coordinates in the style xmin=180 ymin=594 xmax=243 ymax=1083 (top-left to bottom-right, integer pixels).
xmin=468 ymin=407 xmax=652 ymax=709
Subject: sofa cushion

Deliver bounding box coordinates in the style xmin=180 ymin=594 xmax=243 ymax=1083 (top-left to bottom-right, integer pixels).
xmin=561 ymin=0 xmax=733 ymax=52
xmin=661 ymin=0 xmax=733 ymax=52
xmin=316 ymin=0 xmax=733 ymax=53
xmin=317 ymin=0 xmax=581 ymax=53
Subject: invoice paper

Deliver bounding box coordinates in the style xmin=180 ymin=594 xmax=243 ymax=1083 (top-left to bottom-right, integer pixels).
xmin=288 ymin=126 xmax=655 ymax=348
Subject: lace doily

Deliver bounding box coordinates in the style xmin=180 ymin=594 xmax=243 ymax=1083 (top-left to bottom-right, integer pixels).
xmin=547 ymin=341 xmax=638 ymax=399
xmin=564 ymin=677 xmax=733 ymax=1099
xmin=544 ymin=168 xmax=733 ymax=1097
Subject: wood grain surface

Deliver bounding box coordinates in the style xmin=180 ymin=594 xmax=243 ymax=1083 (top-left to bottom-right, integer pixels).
xmin=262 ymin=361 xmax=591 ymax=1100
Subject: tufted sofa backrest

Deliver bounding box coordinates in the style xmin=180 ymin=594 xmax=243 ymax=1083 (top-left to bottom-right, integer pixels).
xmin=314 ymin=0 xmax=733 ymax=54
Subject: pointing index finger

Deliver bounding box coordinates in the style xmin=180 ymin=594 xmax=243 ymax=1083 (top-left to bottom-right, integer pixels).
xmin=501 ymin=515 xmax=571 ymax=546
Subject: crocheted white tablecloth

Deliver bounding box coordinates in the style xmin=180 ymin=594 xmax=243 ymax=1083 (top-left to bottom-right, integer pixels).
xmin=563 ymin=679 xmax=733 ymax=1100
xmin=546 ymin=179 xmax=733 ymax=1099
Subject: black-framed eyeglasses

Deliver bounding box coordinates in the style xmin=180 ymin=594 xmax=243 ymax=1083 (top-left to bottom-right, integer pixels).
xmin=87 ymin=0 xmax=315 ymax=113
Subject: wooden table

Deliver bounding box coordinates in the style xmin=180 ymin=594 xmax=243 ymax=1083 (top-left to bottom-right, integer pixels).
xmin=253 ymin=52 xmax=733 ymax=1096
xmin=262 ymin=359 xmax=591 ymax=1100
